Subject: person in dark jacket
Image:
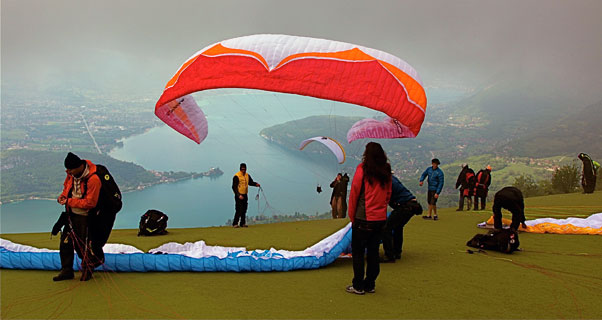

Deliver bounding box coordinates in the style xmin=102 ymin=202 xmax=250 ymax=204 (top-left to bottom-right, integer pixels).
xmin=578 ymin=153 xmax=599 ymax=194
xmin=381 ymin=175 xmax=421 ymax=262
xmin=419 ymin=158 xmax=444 ymax=220
xmin=346 ymin=142 xmax=392 ymax=295
xmin=330 ymin=173 xmax=350 ymax=218
xmin=492 ymin=186 xmax=527 ymax=231
xmin=474 ymin=166 xmax=492 ymax=210
xmin=455 ymin=164 xmax=475 ymax=211
xmin=232 ymin=163 xmax=260 ymax=228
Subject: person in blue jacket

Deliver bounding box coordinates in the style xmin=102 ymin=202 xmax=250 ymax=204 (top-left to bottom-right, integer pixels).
xmin=381 ymin=175 xmax=422 ymax=262
xmin=419 ymin=158 xmax=444 ymax=220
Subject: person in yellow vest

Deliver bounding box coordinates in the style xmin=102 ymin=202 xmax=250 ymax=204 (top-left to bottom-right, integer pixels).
xmin=232 ymin=163 xmax=260 ymax=228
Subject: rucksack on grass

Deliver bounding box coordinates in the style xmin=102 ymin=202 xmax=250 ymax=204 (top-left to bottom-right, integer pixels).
xmin=467 ymin=229 xmax=520 ymax=254
xmin=138 ymin=210 xmax=169 ymax=236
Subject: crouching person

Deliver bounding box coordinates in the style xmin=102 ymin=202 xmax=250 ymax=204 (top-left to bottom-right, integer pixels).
xmin=492 ymin=186 xmax=527 ymax=232
xmin=381 ymin=175 xmax=422 ymax=262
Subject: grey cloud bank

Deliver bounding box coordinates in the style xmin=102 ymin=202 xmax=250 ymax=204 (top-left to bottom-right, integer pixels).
xmin=2 ymin=0 xmax=601 ymax=101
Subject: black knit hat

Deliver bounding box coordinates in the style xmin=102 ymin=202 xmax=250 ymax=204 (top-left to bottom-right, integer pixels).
xmin=64 ymin=152 xmax=83 ymax=169
xmin=240 ymin=163 xmax=247 ymax=170
xmin=431 ymin=158 xmax=441 ymax=165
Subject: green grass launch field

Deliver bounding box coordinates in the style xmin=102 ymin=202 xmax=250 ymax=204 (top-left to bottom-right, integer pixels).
xmin=2 ymin=192 xmax=602 ymax=319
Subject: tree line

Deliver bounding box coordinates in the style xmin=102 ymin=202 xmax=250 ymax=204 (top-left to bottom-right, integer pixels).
xmin=512 ymin=164 xmax=601 ymax=197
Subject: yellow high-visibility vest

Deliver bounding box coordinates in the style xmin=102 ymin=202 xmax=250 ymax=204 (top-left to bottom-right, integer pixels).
xmin=235 ymin=171 xmax=249 ymax=195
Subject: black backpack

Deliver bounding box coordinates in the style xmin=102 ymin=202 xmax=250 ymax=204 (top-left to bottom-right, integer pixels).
xmin=77 ymin=164 xmax=122 ymax=215
xmin=93 ymin=164 xmax=123 ymax=215
xmin=138 ymin=210 xmax=168 ymax=236
xmin=80 ymin=164 xmax=122 ymax=248
xmin=466 ymin=229 xmax=520 ymax=253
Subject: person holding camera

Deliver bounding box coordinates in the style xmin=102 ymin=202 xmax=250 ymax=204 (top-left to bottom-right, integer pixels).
xmin=329 ymin=173 xmax=349 ymax=219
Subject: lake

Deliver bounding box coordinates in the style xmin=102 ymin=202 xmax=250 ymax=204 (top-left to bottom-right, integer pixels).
xmin=1 ymin=88 xmax=465 ymax=234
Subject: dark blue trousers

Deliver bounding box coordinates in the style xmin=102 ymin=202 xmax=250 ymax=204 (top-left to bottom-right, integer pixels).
xmin=351 ymin=220 xmax=385 ymax=291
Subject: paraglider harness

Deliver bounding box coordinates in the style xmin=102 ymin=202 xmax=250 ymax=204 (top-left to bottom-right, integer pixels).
xmin=138 ymin=210 xmax=169 ymax=236
xmin=467 ymin=229 xmax=520 ymax=254
xmin=463 ymin=170 xmax=475 ymax=196
xmin=52 ymin=164 xmax=122 ymax=238
xmin=475 ymin=170 xmax=491 ymax=194
xmin=84 ymin=164 xmax=122 ymax=247
xmin=88 ymin=165 xmax=123 ymax=215
xmin=579 ymin=153 xmax=598 ymax=177
xmin=578 ymin=153 xmax=599 ymax=193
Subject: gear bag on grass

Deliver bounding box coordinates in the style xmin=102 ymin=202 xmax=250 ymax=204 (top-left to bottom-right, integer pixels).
xmin=466 ymin=229 xmax=519 ymax=253
xmin=138 ymin=210 xmax=168 ymax=236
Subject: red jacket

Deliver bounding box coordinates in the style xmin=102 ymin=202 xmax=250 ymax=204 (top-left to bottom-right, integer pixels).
xmin=348 ymin=163 xmax=392 ymax=223
xmin=59 ymin=160 xmax=101 ymax=212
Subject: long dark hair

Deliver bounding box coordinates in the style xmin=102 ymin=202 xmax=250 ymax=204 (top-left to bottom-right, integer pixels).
xmin=362 ymin=142 xmax=391 ymax=187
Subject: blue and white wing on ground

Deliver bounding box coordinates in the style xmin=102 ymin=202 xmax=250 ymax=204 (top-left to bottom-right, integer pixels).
xmin=0 ymin=224 xmax=352 ymax=272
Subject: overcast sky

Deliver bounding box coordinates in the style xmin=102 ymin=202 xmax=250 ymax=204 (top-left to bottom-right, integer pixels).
xmin=2 ymin=0 xmax=601 ymax=99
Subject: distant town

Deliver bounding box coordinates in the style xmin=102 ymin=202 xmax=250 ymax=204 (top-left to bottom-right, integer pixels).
xmin=134 ymin=167 xmax=224 ymax=191
xmin=1 ymin=90 xmax=160 ymax=154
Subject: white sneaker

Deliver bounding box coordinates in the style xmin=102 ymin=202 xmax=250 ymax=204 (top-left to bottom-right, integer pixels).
xmin=345 ymin=285 xmax=365 ymax=295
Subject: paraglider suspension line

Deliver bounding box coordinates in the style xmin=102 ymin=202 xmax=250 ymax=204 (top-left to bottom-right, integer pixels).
xmin=255 ymin=186 xmax=282 ymax=216
xmin=392 ymin=119 xmax=404 ymax=134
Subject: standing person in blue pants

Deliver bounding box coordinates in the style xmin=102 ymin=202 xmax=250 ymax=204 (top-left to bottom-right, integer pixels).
xmin=419 ymin=158 xmax=444 ymax=220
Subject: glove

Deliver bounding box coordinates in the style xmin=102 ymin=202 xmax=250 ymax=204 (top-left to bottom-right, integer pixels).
xmin=51 ymin=212 xmax=68 ymax=236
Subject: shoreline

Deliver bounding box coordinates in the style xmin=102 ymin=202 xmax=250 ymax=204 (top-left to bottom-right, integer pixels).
xmin=1 ymin=172 xmax=222 ymax=206
xmin=2 ymin=126 xmax=164 ymax=206
xmin=1 ymin=123 xmax=221 ymax=206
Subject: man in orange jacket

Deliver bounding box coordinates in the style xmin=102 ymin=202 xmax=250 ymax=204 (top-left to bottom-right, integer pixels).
xmin=52 ymin=152 xmax=102 ymax=282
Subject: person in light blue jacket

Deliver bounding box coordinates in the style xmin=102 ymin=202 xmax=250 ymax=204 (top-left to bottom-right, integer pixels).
xmin=419 ymin=158 xmax=444 ymax=220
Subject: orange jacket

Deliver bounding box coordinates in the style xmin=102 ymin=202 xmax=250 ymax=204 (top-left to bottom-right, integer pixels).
xmin=59 ymin=160 xmax=101 ymax=212
xmin=348 ymin=163 xmax=392 ymax=223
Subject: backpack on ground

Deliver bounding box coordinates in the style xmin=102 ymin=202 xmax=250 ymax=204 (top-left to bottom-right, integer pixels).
xmin=466 ymin=229 xmax=520 ymax=253
xmin=138 ymin=210 xmax=168 ymax=236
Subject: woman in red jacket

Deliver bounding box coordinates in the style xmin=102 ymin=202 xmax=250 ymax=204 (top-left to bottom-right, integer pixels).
xmin=346 ymin=142 xmax=392 ymax=295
